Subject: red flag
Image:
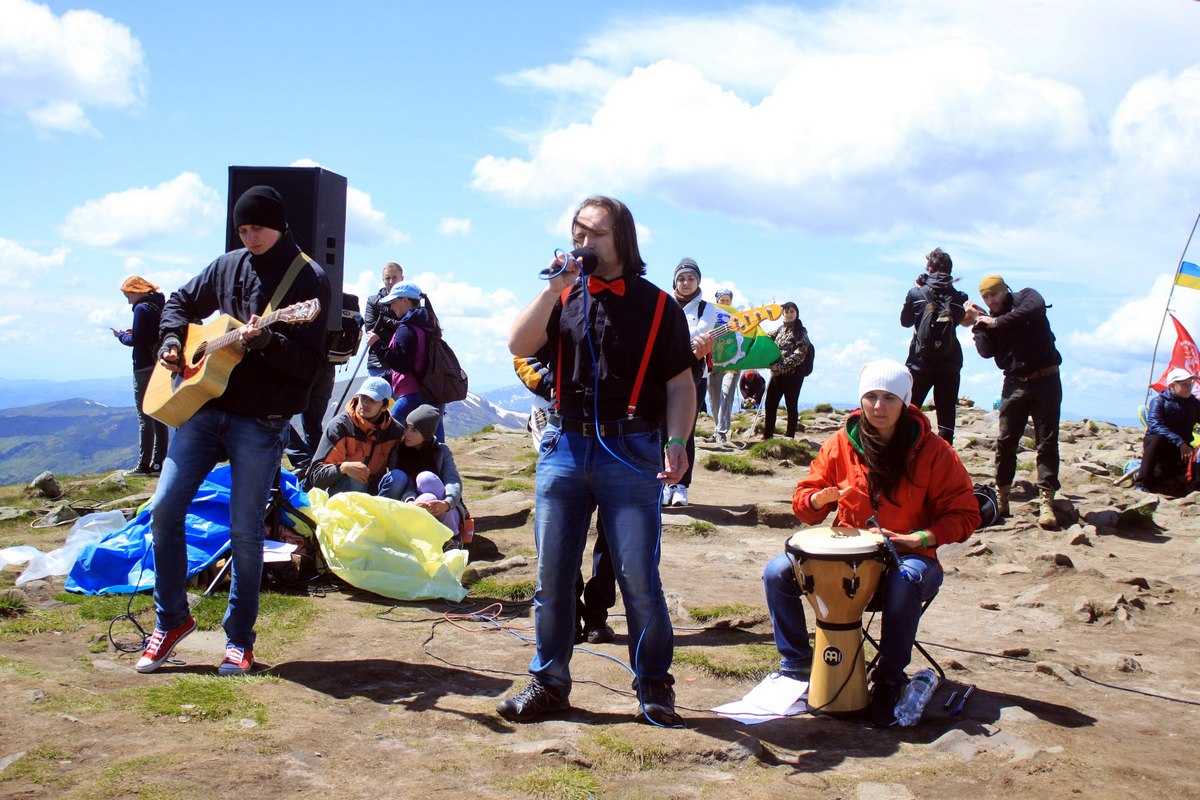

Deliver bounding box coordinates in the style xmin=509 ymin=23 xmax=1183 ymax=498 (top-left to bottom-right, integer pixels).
xmin=1152 ymin=314 xmax=1200 ymax=391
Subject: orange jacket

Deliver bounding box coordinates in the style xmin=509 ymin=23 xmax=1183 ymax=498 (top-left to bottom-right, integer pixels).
xmin=792 ymin=406 xmax=979 ymax=560
xmin=308 ymin=397 xmax=405 ymax=490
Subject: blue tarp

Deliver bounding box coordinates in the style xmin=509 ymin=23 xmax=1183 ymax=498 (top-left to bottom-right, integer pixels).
xmin=64 ymin=465 xmax=309 ymax=595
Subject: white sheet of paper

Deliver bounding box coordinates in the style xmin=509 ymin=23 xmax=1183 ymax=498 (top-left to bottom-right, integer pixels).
xmin=711 ymin=673 xmax=809 ymax=724
xmin=262 ymin=540 xmax=298 ymax=563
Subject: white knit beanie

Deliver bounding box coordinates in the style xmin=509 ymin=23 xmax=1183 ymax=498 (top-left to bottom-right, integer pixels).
xmin=858 ymin=359 xmax=913 ymax=406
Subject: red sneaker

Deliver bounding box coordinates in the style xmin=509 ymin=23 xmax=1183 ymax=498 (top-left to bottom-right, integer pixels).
xmin=218 ymin=645 xmax=254 ymax=676
xmin=135 ymin=616 xmax=197 ymax=673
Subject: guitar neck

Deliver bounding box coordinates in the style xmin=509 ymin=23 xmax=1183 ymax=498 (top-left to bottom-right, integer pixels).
xmin=197 ymin=308 xmax=288 ymax=357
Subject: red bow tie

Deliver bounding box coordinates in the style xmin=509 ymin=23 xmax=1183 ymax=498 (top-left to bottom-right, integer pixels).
xmin=587 ymin=276 xmax=625 ymax=296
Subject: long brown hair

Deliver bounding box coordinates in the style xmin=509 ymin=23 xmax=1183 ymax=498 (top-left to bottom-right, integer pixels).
xmin=858 ymin=413 xmax=910 ymax=509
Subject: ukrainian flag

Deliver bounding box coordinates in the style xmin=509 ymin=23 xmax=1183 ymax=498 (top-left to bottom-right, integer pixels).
xmin=1176 ymin=261 xmax=1200 ymax=290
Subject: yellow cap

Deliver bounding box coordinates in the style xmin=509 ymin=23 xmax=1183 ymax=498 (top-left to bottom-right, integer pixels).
xmin=978 ymin=274 xmax=1007 ymax=295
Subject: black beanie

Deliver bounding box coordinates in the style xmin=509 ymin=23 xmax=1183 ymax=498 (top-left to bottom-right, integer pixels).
xmin=674 ymin=257 xmax=701 ymax=285
xmin=233 ymin=186 xmax=287 ymax=232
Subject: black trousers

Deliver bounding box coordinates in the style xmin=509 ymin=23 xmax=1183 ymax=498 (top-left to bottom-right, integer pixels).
xmin=910 ymin=367 xmax=961 ymax=444
xmin=574 ymin=519 xmax=615 ymax=629
xmin=764 ymin=371 xmax=804 ymax=437
xmin=1140 ymin=434 xmax=1189 ymax=491
xmin=996 ymin=372 xmax=1061 ymax=493
xmin=284 ymin=364 xmax=336 ymax=473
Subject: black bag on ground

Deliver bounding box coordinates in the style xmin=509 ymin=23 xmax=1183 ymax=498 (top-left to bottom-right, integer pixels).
xmin=974 ymin=483 xmax=999 ymax=529
xmin=420 ymin=331 xmax=469 ymax=403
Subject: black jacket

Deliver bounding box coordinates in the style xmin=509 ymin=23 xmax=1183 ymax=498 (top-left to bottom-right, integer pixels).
xmin=118 ymin=291 xmax=165 ymax=370
xmin=972 ymin=287 xmax=1061 ymax=378
xmin=901 ymin=273 xmax=967 ymax=370
xmin=159 ymin=230 xmax=331 ymax=418
xmin=363 ymin=288 xmax=401 ymax=371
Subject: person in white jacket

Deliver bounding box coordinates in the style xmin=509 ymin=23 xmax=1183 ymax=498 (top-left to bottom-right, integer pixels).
xmin=661 ymin=258 xmax=720 ymax=507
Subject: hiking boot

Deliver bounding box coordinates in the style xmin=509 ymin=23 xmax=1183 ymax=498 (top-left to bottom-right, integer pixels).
xmin=135 ymin=616 xmax=197 ymax=673
xmin=496 ymin=679 xmax=568 ymax=722
xmin=996 ymin=485 xmax=1011 ymax=519
xmin=869 ymin=675 xmax=906 ymax=728
xmin=637 ymin=681 xmax=681 ymax=727
xmin=584 ymin=622 xmax=615 ymax=645
xmin=661 ymin=483 xmax=675 ymax=507
xmin=1037 ymin=490 xmax=1058 ymax=529
xmin=218 ymin=645 xmax=255 ymax=676
xmin=670 ymin=485 xmax=689 ymax=506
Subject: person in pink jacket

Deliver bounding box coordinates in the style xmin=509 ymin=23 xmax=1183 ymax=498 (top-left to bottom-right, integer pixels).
xmin=762 ymin=359 xmax=980 ymax=726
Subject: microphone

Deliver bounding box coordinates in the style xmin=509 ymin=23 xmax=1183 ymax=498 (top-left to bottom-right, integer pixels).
xmin=539 ymin=247 xmax=599 ymax=280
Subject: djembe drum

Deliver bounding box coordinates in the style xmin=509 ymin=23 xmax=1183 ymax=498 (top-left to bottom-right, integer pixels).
xmin=785 ymin=526 xmax=886 ymax=714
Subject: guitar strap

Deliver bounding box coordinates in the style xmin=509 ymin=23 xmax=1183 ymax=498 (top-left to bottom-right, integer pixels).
xmin=265 ymin=252 xmax=313 ymax=315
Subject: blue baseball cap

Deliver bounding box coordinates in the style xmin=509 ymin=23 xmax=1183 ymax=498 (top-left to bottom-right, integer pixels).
xmin=380 ymin=281 xmax=422 ymax=304
xmin=355 ymin=376 xmax=394 ymax=402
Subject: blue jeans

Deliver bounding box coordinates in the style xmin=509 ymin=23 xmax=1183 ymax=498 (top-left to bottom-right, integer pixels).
xmin=390 ymin=391 xmax=445 ymax=442
xmin=150 ymin=407 xmax=288 ymax=649
xmin=529 ymin=426 xmax=673 ymax=696
xmin=763 ymin=551 xmax=943 ymax=681
xmin=329 ymin=468 xmax=408 ymax=500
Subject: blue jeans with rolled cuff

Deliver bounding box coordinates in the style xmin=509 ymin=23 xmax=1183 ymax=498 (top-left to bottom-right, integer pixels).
xmin=150 ymin=407 xmax=287 ymax=649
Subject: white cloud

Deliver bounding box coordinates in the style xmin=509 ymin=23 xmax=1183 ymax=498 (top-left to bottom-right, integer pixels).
xmin=1066 ymin=274 xmax=1200 ymax=373
xmin=437 ymin=217 xmax=472 ymax=236
xmin=59 ymin=172 xmax=221 ymax=248
xmin=474 ymin=45 xmax=1091 ymax=233
xmin=0 ymin=237 xmax=68 ymax=288
xmin=0 ymin=0 xmax=146 ymax=134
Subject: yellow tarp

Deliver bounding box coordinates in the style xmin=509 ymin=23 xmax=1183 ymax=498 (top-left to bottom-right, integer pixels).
xmin=307 ymin=488 xmax=469 ymax=602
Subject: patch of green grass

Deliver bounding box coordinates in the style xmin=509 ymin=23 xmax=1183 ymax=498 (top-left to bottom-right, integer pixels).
xmin=813 ymin=403 xmax=834 ymax=413
xmin=0 ymin=607 xmax=81 ymax=637
xmin=0 ymin=655 xmax=43 ymax=677
xmin=701 ymin=454 xmax=774 ymax=476
xmin=140 ymin=675 xmax=270 ymax=724
xmin=467 ymin=577 xmax=535 ymax=601
xmin=1020 ymin=436 xmax=1036 ymax=450
xmin=673 ymin=643 xmax=779 ymax=680
xmin=0 ymin=594 xmax=28 ymax=618
xmin=81 ymin=754 xmax=191 ymax=800
xmin=56 ymin=592 xmax=151 ymax=621
xmin=0 ymin=744 xmax=75 ymax=789
xmin=254 ymin=592 xmax=323 ymax=651
xmin=1086 ymin=420 xmax=1100 ymax=433
xmin=679 ymin=520 xmax=716 ymax=536
xmin=584 ymin=729 xmax=671 ymax=770
xmin=1017 ymin=460 xmax=1035 ymax=472
xmin=498 ymin=766 xmax=599 ymax=800
xmin=687 ymin=603 xmax=756 ymax=622
xmin=748 ymin=438 xmax=817 ymax=465
xmin=483 ymin=476 xmax=533 ymax=493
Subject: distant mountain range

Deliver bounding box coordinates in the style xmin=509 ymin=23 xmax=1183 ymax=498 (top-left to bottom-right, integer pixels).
xmin=0 ymin=376 xmax=531 ymax=485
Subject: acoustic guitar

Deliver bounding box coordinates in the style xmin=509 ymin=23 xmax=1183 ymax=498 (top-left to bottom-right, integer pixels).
xmin=143 ymin=299 xmax=322 ymax=427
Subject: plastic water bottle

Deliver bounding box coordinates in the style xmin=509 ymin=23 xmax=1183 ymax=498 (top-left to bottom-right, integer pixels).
xmin=894 ymin=668 xmax=939 ymax=726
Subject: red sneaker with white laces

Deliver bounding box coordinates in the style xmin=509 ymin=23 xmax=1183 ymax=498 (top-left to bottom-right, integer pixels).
xmin=135 ymin=616 xmax=197 ymax=673
xmin=218 ymin=645 xmax=254 ymax=676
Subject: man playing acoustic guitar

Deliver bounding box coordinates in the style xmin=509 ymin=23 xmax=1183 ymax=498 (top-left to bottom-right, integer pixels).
xmin=136 ymin=185 xmax=330 ymax=676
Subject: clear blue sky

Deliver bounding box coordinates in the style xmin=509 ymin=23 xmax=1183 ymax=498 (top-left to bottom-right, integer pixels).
xmin=3 ymin=0 xmax=1200 ymax=421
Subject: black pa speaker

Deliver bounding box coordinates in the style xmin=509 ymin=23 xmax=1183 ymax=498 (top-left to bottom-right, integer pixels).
xmin=226 ymin=165 xmax=347 ymax=332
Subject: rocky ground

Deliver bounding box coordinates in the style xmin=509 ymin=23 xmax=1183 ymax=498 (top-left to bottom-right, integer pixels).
xmin=0 ymin=404 xmax=1197 ymax=800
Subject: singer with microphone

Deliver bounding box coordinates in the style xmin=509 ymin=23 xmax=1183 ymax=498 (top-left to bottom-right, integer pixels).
xmin=499 ymin=195 xmax=712 ymax=727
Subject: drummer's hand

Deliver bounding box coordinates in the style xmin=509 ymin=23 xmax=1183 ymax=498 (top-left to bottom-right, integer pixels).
xmin=879 ymin=527 xmax=923 ymax=552
xmin=810 ymin=485 xmax=851 ymax=510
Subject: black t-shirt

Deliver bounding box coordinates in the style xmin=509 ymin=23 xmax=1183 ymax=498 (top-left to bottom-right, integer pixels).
xmin=547 ymin=275 xmax=695 ymax=423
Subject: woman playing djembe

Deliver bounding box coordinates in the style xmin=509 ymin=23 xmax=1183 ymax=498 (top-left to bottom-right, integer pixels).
xmin=762 ymin=359 xmax=979 ymax=726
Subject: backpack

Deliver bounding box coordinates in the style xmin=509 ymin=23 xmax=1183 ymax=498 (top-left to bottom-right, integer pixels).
xmin=912 ymin=286 xmax=960 ymax=365
xmin=799 ymin=339 xmax=815 ymax=377
xmin=420 ymin=330 xmax=469 ymax=403
xmin=326 ymin=293 xmax=363 ymax=364
xmin=974 ymin=483 xmax=999 ymax=529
